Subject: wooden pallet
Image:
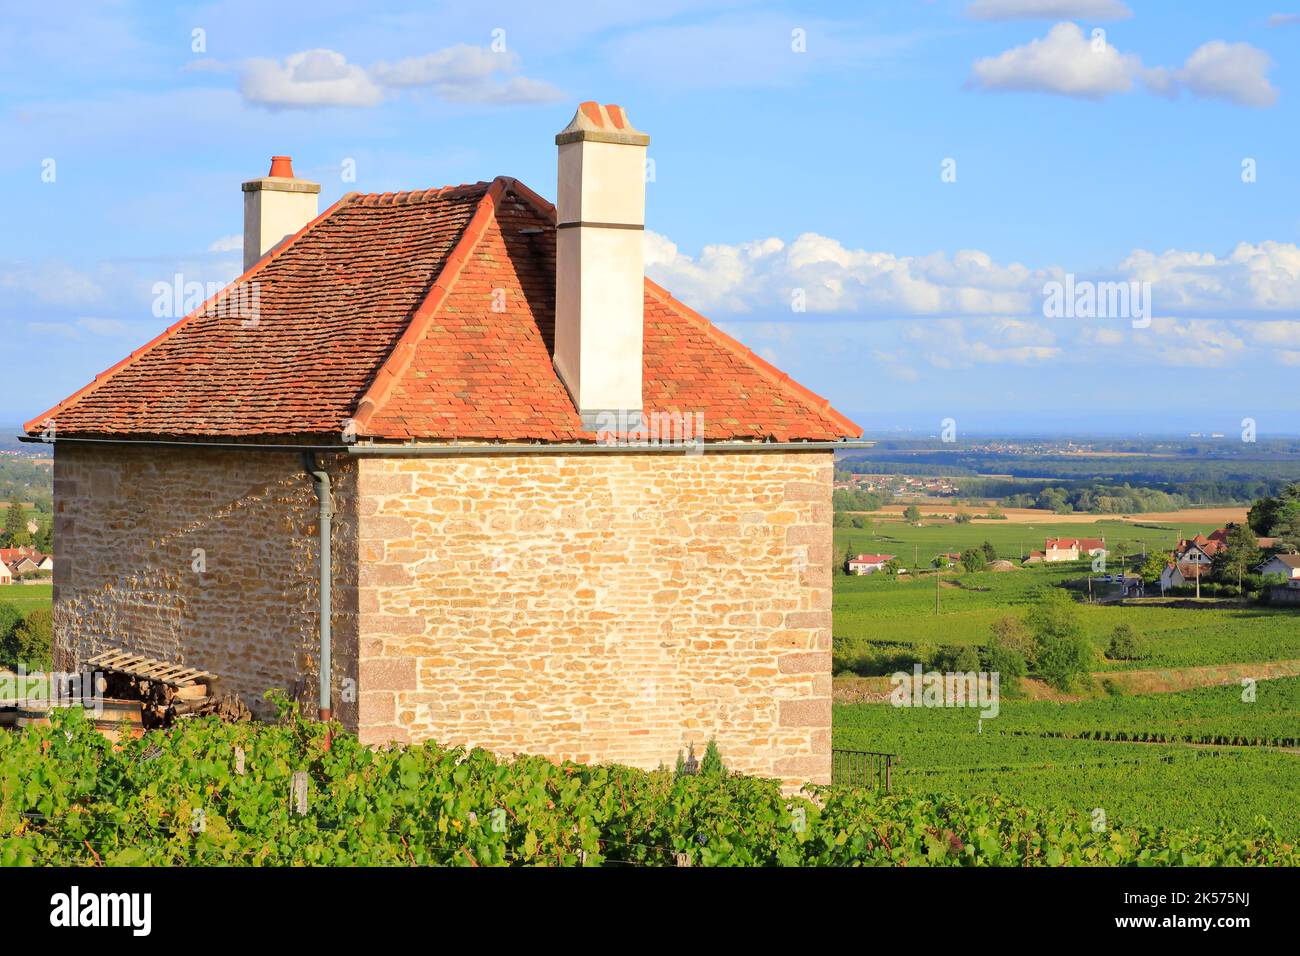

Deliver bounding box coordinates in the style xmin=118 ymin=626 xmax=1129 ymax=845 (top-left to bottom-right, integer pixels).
xmin=84 ymin=649 xmax=217 ymax=688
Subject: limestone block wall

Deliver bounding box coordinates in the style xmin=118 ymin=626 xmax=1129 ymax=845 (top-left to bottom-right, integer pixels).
xmin=52 ymin=444 xmax=358 ymax=724
xmin=356 ymin=449 xmax=833 ymax=790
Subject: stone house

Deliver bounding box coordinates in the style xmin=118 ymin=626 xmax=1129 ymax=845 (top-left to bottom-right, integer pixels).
xmin=25 ymin=103 xmax=860 ymax=789
xmin=1043 ymin=537 xmax=1106 ymax=562
xmin=846 ymin=553 xmax=895 ymax=575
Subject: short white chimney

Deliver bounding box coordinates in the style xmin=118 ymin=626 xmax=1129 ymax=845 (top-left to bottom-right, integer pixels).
xmin=554 ymin=103 xmax=649 ymax=428
xmin=241 ymin=156 xmax=321 ymax=272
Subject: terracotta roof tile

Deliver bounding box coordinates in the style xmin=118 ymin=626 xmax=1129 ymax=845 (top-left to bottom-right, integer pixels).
xmin=27 ymin=176 xmax=860 ymax=444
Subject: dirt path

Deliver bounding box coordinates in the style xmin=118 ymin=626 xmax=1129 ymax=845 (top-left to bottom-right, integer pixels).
xmin=845 ymin=504 xmax=1247 ymax=526
xmin=833 ymin=659 xmax=1300 ymax=705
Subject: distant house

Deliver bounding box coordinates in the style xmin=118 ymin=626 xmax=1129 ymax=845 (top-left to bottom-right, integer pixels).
xmin=1176 ymin=533 xmax=1225 ymax=566
xmin=1043 ymin=537 xmax=1106 ymax=562
xmin=1160 ymin=559 xmax=1211 ymax=592
xmin=847 ymin=553 xmax=896 ymax=575
xmin=1023 ymin=550 xmax=1046 ymax=564
xmin=0 ymin=546 xmax=52 ymax=579
xmin=0 ymin=562 xmax=10 ymax=585
xmin=1256 ymin=554 xmax=1300 ymax=583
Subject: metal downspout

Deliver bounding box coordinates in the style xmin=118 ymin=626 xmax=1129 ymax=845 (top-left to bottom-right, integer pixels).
xmin=302 ymin=453 xmax=332 ymax=724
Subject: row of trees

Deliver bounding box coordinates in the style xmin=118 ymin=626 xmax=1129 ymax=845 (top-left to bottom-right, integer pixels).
xmin=0 ymin=603 xmax=52 ymax=670
xmin=1002 ymin=482 xmax=1186 ymax=515
xmin=1247 ymin=483 xmax=1300 ymax=552
xmin=1 ymin=493 xmax=52 ymax=552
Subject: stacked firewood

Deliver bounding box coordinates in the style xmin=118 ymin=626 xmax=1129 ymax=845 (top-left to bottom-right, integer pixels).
xmin=84 ymin=649 xmax=252 ymax=730
xmin=99 ymin=670 xmax=250 ymax=728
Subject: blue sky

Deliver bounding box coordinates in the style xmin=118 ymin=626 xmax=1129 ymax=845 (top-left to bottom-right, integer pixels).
xmin=2 ymin=0 xmax=1298 ymax=435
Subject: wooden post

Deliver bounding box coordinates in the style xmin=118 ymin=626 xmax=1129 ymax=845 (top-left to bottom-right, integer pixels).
xmin=234 ymin=746 xmax=245 ymax=776
xmin=291 ymin=771 xmax=309 ymax=816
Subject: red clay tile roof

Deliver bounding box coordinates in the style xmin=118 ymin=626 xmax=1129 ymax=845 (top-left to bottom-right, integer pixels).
xmin=26 ymin=176 xmax=860 ymax=444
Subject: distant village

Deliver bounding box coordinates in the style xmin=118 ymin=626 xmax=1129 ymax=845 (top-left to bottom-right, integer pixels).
xmin=843 ymin=526 xmax=1300 ymax=604
xmin=833 ymin=473 xmax=958 ymax=498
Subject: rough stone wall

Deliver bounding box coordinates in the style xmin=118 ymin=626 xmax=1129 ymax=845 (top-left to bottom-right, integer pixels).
xmin=52 ymin=444 xmax=358 ymax=725
xmin=356 ymin=450 xmax=833 ymax=790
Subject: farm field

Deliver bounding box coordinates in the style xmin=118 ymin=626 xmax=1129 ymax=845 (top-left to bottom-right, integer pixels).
xmin=832 ymin=512 xmax=1300 ymax=846
xmin=834 ymin=570 xmax=1300 ymax=670
xmin=834 ymin=678 xmax=1300 ymax=839
xmin=834 ymin=516 xmax=1220 ymax=562
xmin=0 ymin=584 xmax=51 ymax=615
xmin=852 ymin=504 xmax=1250 ymax=526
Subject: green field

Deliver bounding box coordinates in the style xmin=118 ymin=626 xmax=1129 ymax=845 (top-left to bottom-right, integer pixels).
xmin=832 ymin=512 xmax=1300 ymax=842
xmin=834 ymin=678 xmax=1300 ymax=839
xmin=0 ymin=585 xmax=52 ymax=615
xmin=834 ymin=516 xmax=1219 ymax=565
xmin=834 ymin=569 xmax=1300 ymax=671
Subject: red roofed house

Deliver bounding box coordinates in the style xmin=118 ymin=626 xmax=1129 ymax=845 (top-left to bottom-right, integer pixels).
xmin=24 ymin=104 xmax=860 ymax=789
xmin=846 ymin=553 xmax=895 ymax=575
xmin=1043 ymin=537 xmax=1107 ymax=562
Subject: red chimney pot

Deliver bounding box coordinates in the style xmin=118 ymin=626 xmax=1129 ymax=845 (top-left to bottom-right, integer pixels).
xmin=268 ymin=155 xmax=295 ymax=178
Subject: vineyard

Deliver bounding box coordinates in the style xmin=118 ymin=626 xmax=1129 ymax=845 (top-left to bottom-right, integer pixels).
xmin=833 ymin=566 xmax=1300 ymax=672
xmin=834 ymin=678 xmax=1300 ymax=840
xmin=2 ymin=704 xmax=1295 ymax=866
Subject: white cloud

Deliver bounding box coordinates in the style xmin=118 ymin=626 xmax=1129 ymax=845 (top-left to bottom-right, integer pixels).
xmin=1267 ymin=13 xmax=1300 ymax=27
xmin=208 ymin=235 xmax=242 ymax=253
xmin=645 ymin=230 xmax=1047 ymax=317
xmin=966 ymin=0 xmax=1132 ymax=21
xmin=371 ymin=45 xmax=562 ymax=104
xmin=25 ymin=316 xmax=133 ymax=341
xmin=236 ymin=45 xmax=559 ymax=111
xmin=1122 ymin=241 xmax=1300 ymax=313
xmin=75 ymin=316 xmax=131 ymax=336
xmin=1238 ymin=320 xmax=1300 ymax=347
xmin=649 ymin=228 xmax=1300 ymax=328
xmin=240 ymin=49 xmax=384 ymax=110
xmin=905 ymin=318 xmax=1061 ymax=367
xmin=969 ymin=25 xmax=1278 ymax=107
xmin=2 ymin=261 xmax=108 ymax=307
xmin=968 ymin=22 xmax=1139 ymax=99
xmin=1142 ymin=318 xmax=1247 ymax=367
xmin=1175 ymin=41 xmax=1278 ymax=108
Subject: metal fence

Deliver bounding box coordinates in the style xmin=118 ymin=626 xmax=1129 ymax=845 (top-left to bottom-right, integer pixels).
xmin=831 ymin=749 xmax=895 ymax=791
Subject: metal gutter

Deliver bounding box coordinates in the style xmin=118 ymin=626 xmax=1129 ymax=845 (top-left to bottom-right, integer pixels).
xmin=344 ymin=439 xmax=875 ymax=457
xmin=18 ymin=435 xmax=874 ymax=456
xmin=17 ymin=435 xmax=349 ymax=452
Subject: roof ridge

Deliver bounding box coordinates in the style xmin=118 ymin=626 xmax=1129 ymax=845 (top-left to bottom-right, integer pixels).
xmin=351 ymin=177 xmax=511 ymax=435
xmin=351 ymin=182 xmax=491 ymax=206
xmin=643 ymin=279 xmax=862 ymax=439
xmin=23 ymin=191 xmax=361 ymax=437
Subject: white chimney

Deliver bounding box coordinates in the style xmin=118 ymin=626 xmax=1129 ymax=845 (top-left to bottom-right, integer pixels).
xmin=554 ymin=103 xmax=649 ymax=429
xmin=241 ymin=156 xmax=321 ymax=272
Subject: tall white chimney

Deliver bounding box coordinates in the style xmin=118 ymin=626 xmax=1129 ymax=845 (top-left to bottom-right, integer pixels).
xmin=554 ymin=103 xmax=649 ymax=429
xmin=241 ymin=156 xmax=321 ymax=272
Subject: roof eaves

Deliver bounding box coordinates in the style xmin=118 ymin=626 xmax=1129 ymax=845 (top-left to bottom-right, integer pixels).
xmin=642 ymin=279 xmax=863 ymax=439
